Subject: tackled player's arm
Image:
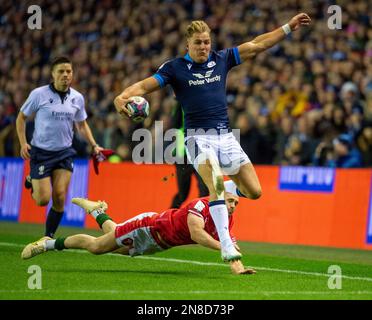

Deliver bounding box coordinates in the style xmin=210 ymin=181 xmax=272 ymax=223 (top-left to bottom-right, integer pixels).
xmin=187 ymin=213 xmax=221 ymax=251
xmin=114 ymin=77 xmax=160 ymax=117
xmin=238 ymin=12 xmax=311 ymax=62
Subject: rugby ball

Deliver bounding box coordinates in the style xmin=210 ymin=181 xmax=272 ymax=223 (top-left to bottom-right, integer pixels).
xmin=126 ymin=96 xmax=150 ymax=123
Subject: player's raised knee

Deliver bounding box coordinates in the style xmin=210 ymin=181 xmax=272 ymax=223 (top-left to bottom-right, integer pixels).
xmin=250 ymin=187 xmax=262 ymax=200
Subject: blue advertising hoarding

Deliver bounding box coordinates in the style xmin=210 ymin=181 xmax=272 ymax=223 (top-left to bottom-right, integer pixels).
xmin=0 ymin=157 xmax=89 ymax=225
xmin=279 ymin=166 xmax=335 ymax=193
xmin=0 ymin=158 xmax=24 ymax=221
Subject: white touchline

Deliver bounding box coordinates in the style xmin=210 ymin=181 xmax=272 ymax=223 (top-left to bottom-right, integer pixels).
xmin=2 ymin=242 xmax=372 ymax=283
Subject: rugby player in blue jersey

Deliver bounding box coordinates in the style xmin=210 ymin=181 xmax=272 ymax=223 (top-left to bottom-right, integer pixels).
xmin=16 ymin=57 xmax=103 ymax=239
xmin=114 ymin=13 xmax=311 ymax=262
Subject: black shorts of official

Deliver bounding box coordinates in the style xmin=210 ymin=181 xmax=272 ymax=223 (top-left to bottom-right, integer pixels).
xmin=29 ymin=146 xmax=77 ymax=180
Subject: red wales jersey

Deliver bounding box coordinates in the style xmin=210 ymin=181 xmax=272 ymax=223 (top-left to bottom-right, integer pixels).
xmin=154 ymin=197 xmax=236 ymax=247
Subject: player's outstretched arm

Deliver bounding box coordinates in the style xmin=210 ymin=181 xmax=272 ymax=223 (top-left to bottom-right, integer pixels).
xmin=187 ymin=213 xmax=221 ymax=251
xmin=238 ymin=13 xmax=311 ymax=61
xmin=114 ymin=76 xmax=160 ymax=118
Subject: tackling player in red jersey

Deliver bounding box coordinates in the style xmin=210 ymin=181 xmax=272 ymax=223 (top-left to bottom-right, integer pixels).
xmin=21 ymin=194 xmax=255 ymax=275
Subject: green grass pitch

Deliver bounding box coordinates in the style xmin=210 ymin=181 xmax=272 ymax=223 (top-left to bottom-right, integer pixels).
xmin=1 ymin=221 xmax=372 ymax=300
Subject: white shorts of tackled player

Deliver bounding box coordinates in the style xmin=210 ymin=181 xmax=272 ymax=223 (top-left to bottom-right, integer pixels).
xmin=131 ymin=121 xmax=250 ymax=175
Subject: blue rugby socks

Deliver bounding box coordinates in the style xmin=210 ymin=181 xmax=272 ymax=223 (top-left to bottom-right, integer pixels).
xmin=45 ymin=208 xmax=64 ymax=238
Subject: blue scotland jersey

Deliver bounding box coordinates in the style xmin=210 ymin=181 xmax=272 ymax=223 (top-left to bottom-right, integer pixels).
xmin=153 ymin=48 xmax=241 ymax=131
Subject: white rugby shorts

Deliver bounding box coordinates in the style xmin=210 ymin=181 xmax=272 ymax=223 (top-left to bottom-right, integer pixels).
xmin=115 ymin=212 xmax=165 ymax=257
xmin=184 ymin=132 xmax=251 ymax=175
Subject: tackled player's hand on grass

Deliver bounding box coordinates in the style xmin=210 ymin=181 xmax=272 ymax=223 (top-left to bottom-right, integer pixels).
xmin=229 ymin=260 xmax=256 ymax=275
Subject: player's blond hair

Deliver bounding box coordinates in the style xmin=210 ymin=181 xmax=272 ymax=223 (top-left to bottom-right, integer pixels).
xmin=185 ymin=20 xmax=211 ymax=38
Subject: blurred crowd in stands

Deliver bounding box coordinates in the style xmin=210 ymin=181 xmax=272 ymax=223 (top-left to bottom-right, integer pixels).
xmin=0 ymin=0 xmax=371 ymax=167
